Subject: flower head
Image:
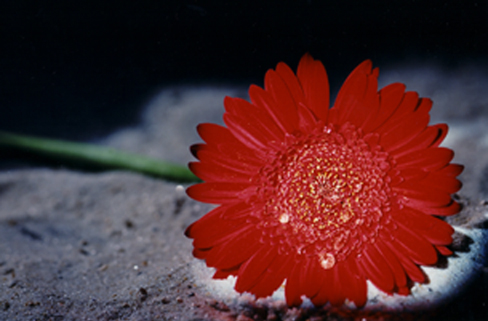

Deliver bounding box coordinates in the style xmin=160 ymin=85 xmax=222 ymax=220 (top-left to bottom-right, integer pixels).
xmin=185 ymin=54 xmax=463 ymax=307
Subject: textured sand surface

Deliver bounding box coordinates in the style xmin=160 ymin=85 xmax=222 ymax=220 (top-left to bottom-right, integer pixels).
xmin=1 ymin=62 xmax=488 ymax=320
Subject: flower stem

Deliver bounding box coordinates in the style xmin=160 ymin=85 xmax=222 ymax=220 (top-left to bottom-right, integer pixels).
xmin=0 ymin=131 xmax=198 ymax=182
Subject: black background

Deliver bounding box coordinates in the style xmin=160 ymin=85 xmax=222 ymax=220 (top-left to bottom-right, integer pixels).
xmin=0 ymin=0 xmax=486 ymax=140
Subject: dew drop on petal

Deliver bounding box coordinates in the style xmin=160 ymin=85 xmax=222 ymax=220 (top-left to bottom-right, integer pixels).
xmin=279 ymin=213 xmax=290 ymax=224
xmin=319 ymin=252 xmax=336 ymax=270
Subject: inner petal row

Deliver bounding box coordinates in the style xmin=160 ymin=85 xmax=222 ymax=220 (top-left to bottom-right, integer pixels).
xmin=253 ymin=124 xmax=397 ymax=269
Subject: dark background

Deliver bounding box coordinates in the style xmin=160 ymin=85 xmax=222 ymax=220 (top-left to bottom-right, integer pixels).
xmin=0 ymin=0 xmax=487 ymax=140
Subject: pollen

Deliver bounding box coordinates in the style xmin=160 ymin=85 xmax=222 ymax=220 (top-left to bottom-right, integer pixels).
xmin=256 ymin=123 xmax=395 ymax=261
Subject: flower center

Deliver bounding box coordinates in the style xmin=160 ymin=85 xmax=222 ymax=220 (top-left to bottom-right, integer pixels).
xmin=255 ymin=124 xmax=395 ymax=268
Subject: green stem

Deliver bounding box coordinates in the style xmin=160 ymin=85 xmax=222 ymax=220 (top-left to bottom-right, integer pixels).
xmin=0 ymin=131 xmax=199 ymax=182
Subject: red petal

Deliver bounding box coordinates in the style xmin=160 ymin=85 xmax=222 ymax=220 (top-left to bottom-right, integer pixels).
xmin=375 ymin=240 xmax=408 ymax=289
xmin=310 ymin=268 xmax=334 ymax=306
xmin=236 ymin=246 xmax=279 ymax=294
xmin=397 ymin=168 xmax=429 ymax=182
xmin=189 ymin=161 xmax=251 ymax=183
xmin=197 ymin=123 xmax=238 ymax=146
xmin=196 ymin=149 xmax=261 ymax=174
xmin=224 ymin=97 xmax=284 ymax=142
xmin=359 ymin=244 xmax=395 ymax=293
xmin=348 ymin=75 xmax=380 ymax=129
xmin=393 ymin=222 xmax=438 ymax=265
xmin=296 ymin=53 xmax=330 ymax=122
xmin=436 ymin=245 xmax=453 ymax=256
xmin=185 ymin=205 xmax=225 ymax=239
xmin=338 ymin=257 xmax=367 ymax=307
xmin=194 ymin=124 xmax=264 ymax=171
xmin=224 ymin=113 xmax=269 ymax=150
xmin=204 ymin=226 xmax=263 ymax=270
xmin=248 ymin=253 xmax=292 ymax=298
xmin=192 ymin=247 xmax=210 ymax=259
xmin=249 ymin=85 xmax=290 ymax=136
xmin=217 ymin=202 xmax=255 ymax=220
xmin=419 ymin=173 xmax=462 ymax=194
xmin=388 ymin=91 xmax=432 ymax=123
xmin=379 ymin=113 xmax=429 ymax=152
xmin=297 ymin=102 xmax=319 ymax=132
xmin=430 ymin=123 xmax=449 ymax=148
xmin=414 ymin=199 xmax=462 ymax=216
xmin=275 ymin=61 xmax=307 ymax=110
xmin=398 ymin=287 xmax=411 ymax=296
xmin=299 ymin=255 xmax=326 ymax=299
xmin=385 ymin=241 xmax=426 ymax=283
xmin=330 ymin=60 xmax=378 ymax=127
xmin=188 ymin=204 xmax=254 ymax=249
xmin=394 ymin=182 xmax=453 ymax=208
xmin=191 ymin=220 xmax=252 ymax=250
xmin=186 ymin=182 xmax=252 ymax=204
xmin=395 ymin=147 xmax=454 ymax=171
xmin=394 ymin=207 xmax=454 ymax=245
xmin=375 ymin=94 xmax=427 ymax=133
xmin=213 ymin=266 xmax=240 ymax=279
xmin=363 ymin=83 xmax=406 ymax=133
xmin=268 ymin=58 xmax=321 ymax=133
xmin=264 ymin=69 xmax=299 ymax=132
xmin=328 ymin=265 xmax=346 ymax=306
xmin=390 ymin=124 xmax=448 ymax=159
xmin=285 ymin=254 xmax=305 ymax=306
xmin=415 ymin=97 xmax=434 ymax=114
xmin=438 ymin=163 xmax=464 ymax=177
xmin=190 ymin=142 xmax=208 ymax=158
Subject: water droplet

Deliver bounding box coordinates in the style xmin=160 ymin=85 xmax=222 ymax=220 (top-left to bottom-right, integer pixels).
xmin=279 ymin=213 xmax=289 ymax=224
xmin=319 ymin=252 xmax=336 ymax=270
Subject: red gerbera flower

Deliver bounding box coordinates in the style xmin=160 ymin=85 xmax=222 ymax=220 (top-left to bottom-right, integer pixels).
xmin=185 ymin=54 xmax=463 ymax=308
